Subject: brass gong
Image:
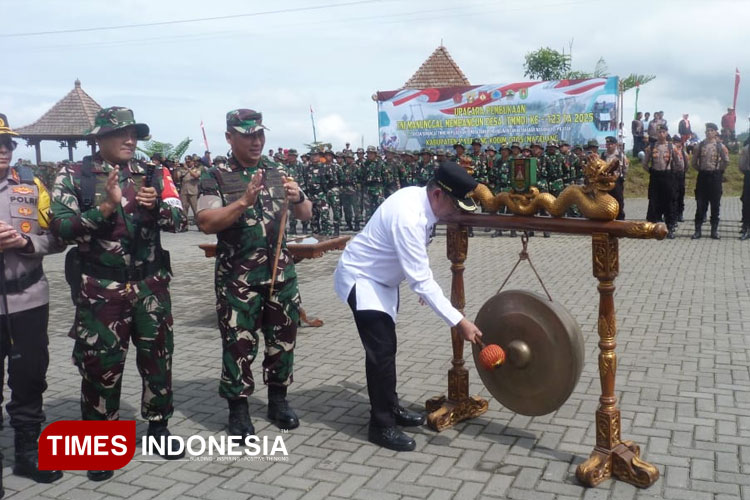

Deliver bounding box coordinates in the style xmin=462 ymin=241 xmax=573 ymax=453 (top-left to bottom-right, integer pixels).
xmin=472 ymin=290 xmax=585 ymax=416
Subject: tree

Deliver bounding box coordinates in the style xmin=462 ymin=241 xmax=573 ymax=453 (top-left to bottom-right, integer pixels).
xmin=137 ymin=137 xmax=193 ymax=161
xmin=523 ymin=47 xmax=571 ymax=81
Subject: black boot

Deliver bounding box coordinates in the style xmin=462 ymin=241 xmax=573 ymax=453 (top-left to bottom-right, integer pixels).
xmin=667 ymin=226 xmax=676 ymax=239
xmin=147 ymin=421 xmax=185 ymax=460
xmin=691 ymin=221 xmax=702 ymax=240
xmin=268 ymin=386 xmax=299 ymax=430
xmin=468 ymin=227 xmax=474 ymax=237
xmin=543 ymin=232 xmax=551 ymax=238
xmin=741 ymin=225 xmax=750 ymax=241
xmin=14 ymin=428 xmax=63 ymax=483
xmin=491 ymin=230 xmax=503 ymax=238
xmin=227 ymin=398 xmax=255 ymax=439
xmin=510 ymin=230 xmax=517 ymax=237
xmin=302 ymin=222 xmax=310 ymax=234
xmin=333 ymin=224 xmax=340 ymax=237
xmin=0 ymin=456 xmax=4 ymax=499
xmin=710 ymin=221 xmax=720 ymax=240
xmin=354 ymin=222 xmax=361 ymax=231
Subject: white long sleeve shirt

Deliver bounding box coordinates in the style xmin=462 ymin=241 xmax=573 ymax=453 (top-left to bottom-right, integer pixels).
xmin=334 ymin=186 xmax=463 ymax=326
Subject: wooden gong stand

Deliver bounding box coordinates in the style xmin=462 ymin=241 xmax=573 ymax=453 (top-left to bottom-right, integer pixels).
xmin=425 ymin=213 xmax=664 ymax=489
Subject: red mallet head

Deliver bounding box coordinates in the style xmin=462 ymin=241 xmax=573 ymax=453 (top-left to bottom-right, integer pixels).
xmin=478 ymin=341 xmax=506 ymax=371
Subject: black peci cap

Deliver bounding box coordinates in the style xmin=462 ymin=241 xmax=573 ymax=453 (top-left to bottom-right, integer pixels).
xmin=433 ymin=160 xmax=478 ymax=212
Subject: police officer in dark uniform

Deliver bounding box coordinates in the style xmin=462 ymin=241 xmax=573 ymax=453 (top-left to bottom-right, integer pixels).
xmin=691 ymin=123 xmax=729 ymax=239
xmin=0 ymin=114 xmax=64 ymax=490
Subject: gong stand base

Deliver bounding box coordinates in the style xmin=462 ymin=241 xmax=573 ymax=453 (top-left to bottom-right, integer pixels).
xmin=425 ymin=394 xmax=488 ymax=432
xmin=576 ymin=440 xmax=660 ymax=488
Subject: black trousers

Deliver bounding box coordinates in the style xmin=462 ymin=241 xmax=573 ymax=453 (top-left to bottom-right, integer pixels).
xmin=646 ymin=171 xmax=677 ymax=227
xmin=347 ymin=287 xmax=398 ymax=427
xmin=694 ymin=171 xmax=723 ymax=224
xmin=608 ymin=177 xmax=625 ymax=220
xmin=742 ymin=173 xmax=750 ymax=226
xmin=675 ymin=172 xmax=686 ymax=219
xmin=0 ymin=304 xmax=50 ymax=431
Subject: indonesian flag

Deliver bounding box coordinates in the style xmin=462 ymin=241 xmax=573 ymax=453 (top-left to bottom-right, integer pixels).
xmin=161 ymin=167 xmax=182 ymax=209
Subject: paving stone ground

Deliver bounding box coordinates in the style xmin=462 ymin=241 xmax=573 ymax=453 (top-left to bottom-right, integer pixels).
xmin=3 ymin=197 xmax=750 ymax=499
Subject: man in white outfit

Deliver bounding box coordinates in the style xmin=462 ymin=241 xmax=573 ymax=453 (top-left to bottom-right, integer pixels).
xmin=334 ymin=161 xmax=483 ymax=451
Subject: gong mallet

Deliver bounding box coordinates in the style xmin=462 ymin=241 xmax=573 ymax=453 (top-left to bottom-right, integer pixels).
xmin=476 ymin=338 xmax=505 ymax=371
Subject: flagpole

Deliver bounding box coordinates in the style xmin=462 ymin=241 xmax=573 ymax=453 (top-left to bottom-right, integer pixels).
xmin=733 ymin=68 xmax=741 ymax=110
xmin=310 ymin=106 xmax=317 ymax=143
xmin=200 ymin=120 xmax=210 ymax=158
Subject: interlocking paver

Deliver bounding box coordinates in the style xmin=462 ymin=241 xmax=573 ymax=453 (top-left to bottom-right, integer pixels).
xmin=5 ymin=197 xmax=750 ymax=499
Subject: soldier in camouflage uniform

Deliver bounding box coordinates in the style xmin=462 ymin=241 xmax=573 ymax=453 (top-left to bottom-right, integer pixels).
xmin=469 ymin=139 xmax=488 ymax=187
xmin=51 ymin=107 xmax=188 ymax=478
xmin=545 ymin=141 xmax=565 ymax=197
xmin=558 ymin=141 xmax=581 ymax=216
xmin=304 ymin=150 xmax=331 ymax=235
xmin=490 ymin=145 xmax=515 ymax=238
xmin=196 ymin=109 xmax=312 ymax=437
xmin=383 ymin=148 xmax=401 ymax=197
xmin=416 ymin=149 xmax=434 ymax=186
xmin=324 ymin=151 xmax=343 ymax=236
xmin=362 ymin=146 xmax=385 ymax=221
xmin=340 ymin=151 xmax=359 ymax=231
xmin=284 ymin=149 xmax=303 ymax=235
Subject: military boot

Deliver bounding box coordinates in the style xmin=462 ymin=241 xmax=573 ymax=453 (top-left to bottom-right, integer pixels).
xmin=227 ymin=398 xmax=255 ymax=439
xmin=268 ymin=386 xmax=299 ymax=430
xmin=301 ymin=222 xmax=310 ymax=234
xmin=288 ymin=221 xmax=297 ymax=235
xmin=14 ymin=427 xmax=63 ymax=483
xmin=666 ymin=225 xmax=676 ymax=239
xmin=691 ymin=221 xmax=702 ymax=239
xmin=333 ymin=224 xmax=340 ymax=237
xmin=510 ymin=230 xmax=517 ymax=237
xmin=467 ymin=227 xmax=474 ymax=238
xmin=147 ymin=421 xmax=185 ymax=460
xmin=491 ymin=230 xmax=503 ymax=238
xmin=710 ymin=221 xmax=720 ymax=240
xmin=354 ymin=221 xmax=361 ymax=231
xmin=741 ymin=225 xmax=750 ymax=241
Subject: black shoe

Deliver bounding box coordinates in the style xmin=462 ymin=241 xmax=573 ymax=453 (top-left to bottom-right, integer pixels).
xmin=691 ymin=222 xmax=702 ymax=240
xmin=333 ymin=225 xmax=341 ymax=237
xmin=393 ymin=406 xmax=425 ymax=427
xmin=491 ymin=230 xmax=502 ymax=238
xmin=87 ymin=470 xmax=114 ymax=482
xmin=510 ymin=230 xmax=517 ymax=237
xmin=367 ymin=425 xmax=416 ymax=452
xmin=13 ymin=429 xmax=63 ymax=483
xmin=741 ymin=231 xmax=750 ymax=241
xmin=468 ymin=228 xmax=474 ymax=237
xmin=528 ymin=231 xmax=535 ymax=237
xmin=268 ymin=386 xmax=300 ymax=430
xmin=483 ymin=227 xmax=492 ymax=233
xmin=354 ymin=223 xmax=361 ymax=231
xmin=543 ymin=232 xmax=550 ymax=238
xmin=678 ymin=215 xmax=684 ymax=222
xmin=667 ymin=230 xmax=675 ymax=239
xmin=227 ymin=398 xmax=255 ymax=439
xmin=147 ymin=421 xmax=185 ymax=460
xmin=710 ymin=222 xmax=720 ymax=240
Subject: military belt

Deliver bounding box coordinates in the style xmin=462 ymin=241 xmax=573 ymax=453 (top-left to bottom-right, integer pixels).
xmin=2 ymin=265 xmax=43 ymax=294
xmin=81 ymin=259 xmax=163 ymax=283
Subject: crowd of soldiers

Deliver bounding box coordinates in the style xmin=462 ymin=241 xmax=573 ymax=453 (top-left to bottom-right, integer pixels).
xmin=269 ymin=137 xmax=607 ymax=238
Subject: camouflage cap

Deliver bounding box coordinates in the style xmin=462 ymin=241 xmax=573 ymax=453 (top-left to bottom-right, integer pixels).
xmin=559 ymin=140 xmax=570 ymax=147
xmin=500 ymin=144 xmax=512 ymax=151
xmin=343 ymin=151 xmax=355 ymax=158
xmin=356 ymin=147 xmax=365 ymax=153
xmin=366 ymin=145 xmax=378 ymax=153
xmin=531 ymin=141 xmax=543 ymax=149
xmin=546 ymin=140 xmax=558 ymax=148
xmin=213 ymin=155 xmax=227 ymax=163
xmin=586 ymin=139 xmax=600 ymax=148
xmin=510 ymin=141 xmax=521 ymax=149
xmin=436 ymin=148 xmax=447 ymax=156
xmin=453 ymin=142 xmax=465 ymax=149
xmin=471 ymin=138 xmax=482 ymax=146
xmin=573 ymin=144 xmax=583 ymax=151
xmin=0 ymin=113 xmax=19 ymax=136
xmin=226 ymin=109 xmax=270 ymax=134
xmin=420 ymin=148 xmax=432 ymax=155
xmin=87 ymin=106 xmax=150 ymax=139
xmin=485 ymin=145 xmax=496 ymax=152
xmin=705 ymin=122 xmax=718 ymax=131
xmin=287 ymin=148 xmax=298 ymax=156
xmin=605 ymin=136 xmax=617 ymax=144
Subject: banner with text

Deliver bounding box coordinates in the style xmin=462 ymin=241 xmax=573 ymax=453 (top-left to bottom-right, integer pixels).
xmin=376 ymin=77 xmax=619 ymax=150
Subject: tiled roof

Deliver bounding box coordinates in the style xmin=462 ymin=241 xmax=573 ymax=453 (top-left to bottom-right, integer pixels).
xmin=16 ymin=80 xmax=102 ymax=138
xmin=403 ymin=45 xmax=470 ymax=89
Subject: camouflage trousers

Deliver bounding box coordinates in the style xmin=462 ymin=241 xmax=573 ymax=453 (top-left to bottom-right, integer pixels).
xmin=327 ymin=190 xmax=341 ymax=226
xmin=71 ymin=275 xmax=174 ymax=421
xmin=311 ymin=193 xmax=331 ymax=235
xmin=340 ymin=192 xmax=357 ymax=227
xmin=216 ymin=278 xmax=300 ymax=399
xmin=288 ymin=212 xmax=298 ymax=234
xmin=364 ymin=189 xmax=385 ymax=222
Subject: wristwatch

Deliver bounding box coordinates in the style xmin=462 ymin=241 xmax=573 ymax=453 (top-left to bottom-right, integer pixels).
xmin=292 ymin=190 xmax=306 ymax=205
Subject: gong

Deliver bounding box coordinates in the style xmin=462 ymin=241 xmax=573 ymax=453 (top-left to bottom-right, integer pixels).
xmin=472 ymin=290 xmax=585 ymax=416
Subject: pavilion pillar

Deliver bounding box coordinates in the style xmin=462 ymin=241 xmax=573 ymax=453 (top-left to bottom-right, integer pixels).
xmin=34 ymin=142 xmax=41 ymax=166
xmin=67 ymin=141 xmax=75 ymax=161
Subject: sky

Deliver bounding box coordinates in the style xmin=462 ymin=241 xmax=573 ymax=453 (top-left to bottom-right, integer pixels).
xmin=4 ymin=0 xmax=749 ymax=162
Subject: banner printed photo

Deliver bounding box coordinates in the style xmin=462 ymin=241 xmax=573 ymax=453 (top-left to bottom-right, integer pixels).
xmin=376 ymin=77 xmax=619 ymax=150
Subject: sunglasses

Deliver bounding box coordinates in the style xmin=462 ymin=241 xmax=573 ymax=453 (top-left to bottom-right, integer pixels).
xmin=0 ymin=138 xmax=18 ymax=151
